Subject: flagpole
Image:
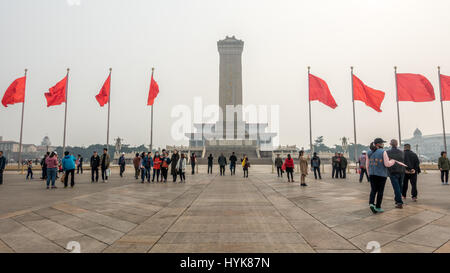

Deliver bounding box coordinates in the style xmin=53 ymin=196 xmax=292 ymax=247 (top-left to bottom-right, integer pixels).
xmin=438 ymin=66 xmax=447 ymax=153
xmin=150 ymin=67 xmax=154 ymax=153
xmin=106 ymin=68 xmax=112 ymax=150
xmin=17 ymin=68 xmax=28 ymax=173
xmin=62 ymin=68 xmax=69 ymax=155
xmin=308 ymin=66 xmax=313 ymax=155
xmin=351 ymin=66 xmax=358 ymax=169
xmin=394 ymin=66 xmax=402 ymax=145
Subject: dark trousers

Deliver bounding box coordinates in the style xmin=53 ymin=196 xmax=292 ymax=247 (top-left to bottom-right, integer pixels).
xmin=441 ymin=170 xmax=449 ymax=183
xmin=369 ymin=175 xmax=387 ymax=208
xmin=389 ymin=173 xmax=404 ymax=204
xmin=243 ymin=168 xmax=248 ymax=178
xmin=119 ymin=165 xmax=125 ymax=177
xmin=207 ymin=164 xmax=213 ymax=174
xmin=313 ymin=167 xmax=321 ymax=179
xmin=403 ymin=173 xmax=418 ymax=198
xmin=152 ymin=169 xmax=160 ymax=181
xmin=91 ymin=167 xmax=99 ymax=182
xmin=64 ymin=169 xmax=75 ymax=187
xmin=191 ymin=164 xmax=195 ymax=174
xmin=276 ymin=166 xmax=283 ymax=177
xmin=77 ymin=165 xmax=83 ymax=174
xmin=359 ymin=168 xmax=369 ymax=182
xmin=179 ymin=170 xmax=185 ymax=181
xmin=0 ymin=170 xmax=3 ymax=184
xmin=332 ymin=166 xmax=339 ymax=178
xmin=340 ymin=167 xmax=346 ymax=178
xmin=134 ymin=167 xmax=140 ymax=179
xmin=220 ymin=166 xmax=225 ymax=176
xmin=286 ymin=169 xmax=293 ymax=181
xmin=230 ymin=164 xmax=236 ymax=175
xmin=161 ymin=168 xmax=168 ymax=181
xmin=141 ymin=168 xmax=147 ymax=182
xmin=101 ymin=167 xmax=108 ymax=181
xmin=27 ymin=168 xmax=33 ymax=179
xmin=41 ymin=167 xmax=47 ymax=179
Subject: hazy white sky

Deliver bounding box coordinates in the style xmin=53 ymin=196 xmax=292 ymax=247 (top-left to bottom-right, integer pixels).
xmin=1 ymin=0 xmax=450 ymax=149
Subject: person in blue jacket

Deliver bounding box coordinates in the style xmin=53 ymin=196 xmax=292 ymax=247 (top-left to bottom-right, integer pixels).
xmin=62 ymin=151 xmax=76 ymax=188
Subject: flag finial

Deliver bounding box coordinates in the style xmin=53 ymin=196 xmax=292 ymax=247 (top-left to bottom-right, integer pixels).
xmin=152 ymin=67 xmax=155 ymax=72
xmin=67 ymin=68 xmax=70 ymax=72
xmin=109 ymin=67 xmax=112 ymax=72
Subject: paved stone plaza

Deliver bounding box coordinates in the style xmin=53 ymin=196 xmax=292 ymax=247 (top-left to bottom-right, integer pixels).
xmin=0 ymin=165 xmax=449 ymax=253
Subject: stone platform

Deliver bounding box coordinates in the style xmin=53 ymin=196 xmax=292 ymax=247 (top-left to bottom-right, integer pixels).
xmin=0 ymin=166 xmax=449 ymax=253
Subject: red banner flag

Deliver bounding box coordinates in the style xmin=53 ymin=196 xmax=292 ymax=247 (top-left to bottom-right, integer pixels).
xmin=2 ymin=76 xmax=26 ymax=107
xmin=309 ymin=74 xmax=337 ymax=109
xmin=440 ymin=74 xmax=450 ymax=101
xmin=45 ymin=76 xmax=67 ymax=107
xmin=353 ymin=75 xmax=385 ymax=112
xmin=95 ymin=74 xmax=111 ymax=107
xmin=396 ymin=73 xmax=435 ymax=102
xmin=147 ymin=75 xmax=159 ymax=106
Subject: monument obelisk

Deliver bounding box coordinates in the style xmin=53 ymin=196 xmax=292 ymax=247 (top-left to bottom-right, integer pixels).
xmin=217 ymin=36 xmax=244 ymax=139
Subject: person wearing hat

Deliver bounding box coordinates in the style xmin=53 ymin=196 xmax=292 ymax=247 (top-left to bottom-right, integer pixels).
xmin=118 ymin=152 xmax=126 ymax=178
xmin=366 ymin=138 xmax=406 ymax=213
xmin=358 ymin=151 xmax=369 ymax=182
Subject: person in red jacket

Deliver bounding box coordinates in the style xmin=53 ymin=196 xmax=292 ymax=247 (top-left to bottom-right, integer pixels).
xmin=152 ymin=152 xmax=162 ymax=182
xmin=284 ymin=154 xmax=295 ymax=182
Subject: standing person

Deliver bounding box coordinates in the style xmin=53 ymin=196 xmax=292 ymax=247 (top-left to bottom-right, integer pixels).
xmin=402 ymin=144 xmax=421 ymax=202
xmin=241 ymin=155 xmax=250 ymax=178
xmin=26 ymin=160 xmax=33 ymax=180
xmin=311 ymin=152 xmax=321 ymax=180
xmin=0 ymin=151 xmax=6 ymax=185
xmin=40 ymin=152 xmax=49 ymax=180
xmin=145 ymin=152 xmax=153 ymax=182
xmin=152 ymin=152 xmax=161 ymax=182
xmin=45 ymin=152 xmax=58 ymax=189
xmin=118 ymin=153 xmax=126 ymax=178
xmin=161 ymin=152 xmax=171 ymax=183
xmin=101 ymin=148 xmax=111 ymax=183
xmin=284 ymin=154 xmax=295 ymax=182
xmin=177 ymin=153 xmax=187 ymax=183
xmin=229 ymin=152 xmax=237 ymax=175
xmin=207 ymin=153 xmax=214 ymax=174
xmin=140 ymin=152 xmax=148 ymax=183
xmin=90 ymin=151 xmax=100 ymax=183
xmin=218 ymin=153 xmax=227 ymax=176
xmin=62 ymin=151 xmax=76 ymax=188
xmin=387 ymin=139 xmax=405 ymax=209
xmin=76 ymin=154 xmax=83 ymax=174
xmin=170 ymin=150 xmax=180 ymax=182
xmin=358 ymin=151 xmax=369 ymax=183
xmin=299 ymin=151 xmax=308 ymax=187
xmin=274 ymin=154 xmax=283 ymax=178
xmin=438 ymin=151 xmax=450 ymax=185
xmin=190 ymin=153 xmax=197 ymax=175
xmin=133 ymin=153 xmax=141 ymax=180
xmin=339 ymin=153 xmax=347 ymax=179
xmin=366 ymin=138 xmax=406 ymax=214
xmin=331 ymin=153 xmax=339 ymax=179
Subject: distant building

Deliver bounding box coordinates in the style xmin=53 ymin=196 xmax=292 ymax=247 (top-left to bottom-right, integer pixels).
xmin=0 ymin=136 xmax=49 ymax=162
xmin=403 ymin=128 xmax=450 ymax=161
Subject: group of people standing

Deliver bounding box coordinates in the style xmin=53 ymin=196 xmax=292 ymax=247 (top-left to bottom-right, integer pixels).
xmin=208 ymin=152 xmax=250 ymax=177
xmin=331 ymin=153 xmax=348 ymax=179
xmin=274 ymin=151 xmax=309 ymax=186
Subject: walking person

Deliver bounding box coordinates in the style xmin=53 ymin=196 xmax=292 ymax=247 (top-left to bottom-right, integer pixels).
xmin=152 ymin=152 xmax=161 ymax=182
xmin=145 ymin=152 xmax=153 ymax=182
xmin=387 ymin=139 xmax=405 ymax=209
xmin=358 ymin=151 xmax=369 ymax=182
xmin=40 ymin=152 xmax=49 ymax=180
xmin=274 ymin=154 xmax=283 ymax=178
xmin=438 ymin=151 xmax=450 ymax=185
xmin=190 ymin=153 xmax=197 ymax=175
xmin=242 ymin=155 xmax=250 ymax=178
xmin=161 ymin=152 xmax=171 ymax=183
xmin=218 ymin=153 xmax=227 ymax=176
xmin=90 ymin=151 xmax=100 ymax=183
xmin=177 ymin=153 xmax=187 ymax=183
xmin=284 ymin=154 xmax=295 ymax=182
xmin=100 ymin=148 xmax=111 ymax=183
xmin=45 ymin=152 xmax=58 ymax=189
xmin=133 ymin=153 xmax=141 ymax=180
xmin=171 ymin=150 xmax=180 ymax=182
xmin=311 ymin=152 xmax=321 ymax=180
xmin=0 ymin=151 xmax=6 ymax=185
xmin=62 ymin=151 xmax=76 ymax=188
xmin=229 ymin=152 xmax=237 ymax=175
xmin=76 ymin=154 xmax=83 ymax=174
xmin=26 ymin=160 xmax=33 ymax=180
xmin=140 ymin=152 xmax=148 ymax=183
xmin=402 ymin=144 xmax=421 ymax=202
xmin=331 ymin=153 xmax=339 ymax=179
xmin=366 ymin=138 xmax=406 ymax=214
xmin=339 ymin=153 xmax=347 ymax=179
xmin=118 ymin=153 xmax=126 ymax=178
xmin=207 ymin=153 xmax=213 ymax=174
xmin=299 ymin=151 xmax=308 ymax=187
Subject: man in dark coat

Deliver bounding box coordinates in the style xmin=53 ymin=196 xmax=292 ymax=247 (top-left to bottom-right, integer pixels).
xmin=0 ymin=151 xmax=6 ymax=185
xmin=403 ymin=144 xmax=421 ymax=201
xmin=170 ymin=150 xmax=180 ymax=182
xmin=387 ymin=139 xmax=405 ymax=208
xmin=218 ymin=154 xmax=227 ymax=176
xmin=331 ymin=153 xmax=339 ymax=179
xmin=90 ymin=151 xmax=100 ymax=182
xmin=339 ymin=153 xmax=347 ymax=179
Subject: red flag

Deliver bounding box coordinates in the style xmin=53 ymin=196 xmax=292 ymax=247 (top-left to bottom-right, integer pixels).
xmin=147 ymin=74 xmax=159 ymax=106
xmin=95 ymin=74 xmax=111 ymax=107
xmin=396 ymin=73 xmax=435 ymax=102
xmin=440 ymin=74 xmax=450 ymax=101
xmin=353 ymin=75 xmax=385 ymax=112
xmin=45 ymin=76 xmax=67 ymax=107
xmin=309 ymin=74 xmax=337 ymax=109
xmin=2 ymin=76 xmax=26 ymax=107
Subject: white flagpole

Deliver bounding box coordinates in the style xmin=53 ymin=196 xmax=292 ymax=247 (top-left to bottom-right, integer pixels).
xmin=308 ymin=66 xmax=313 ymax=155
xmin=106 ymin=68 xmax=112 ymax=150
xmin=394 ymin=66 xmax=402 ymax=145
xmin=150 ymin=67 xmax=155 ymax=153
xmin=438 ymin=66 xmax=447 ymax=153
xmin=18 ymin=68 xmax=28 ymax=173
xmin=62 ymin=68 xmax=69 ymax=155
xmin=351 ymin=66 xmax=358 ymax=169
